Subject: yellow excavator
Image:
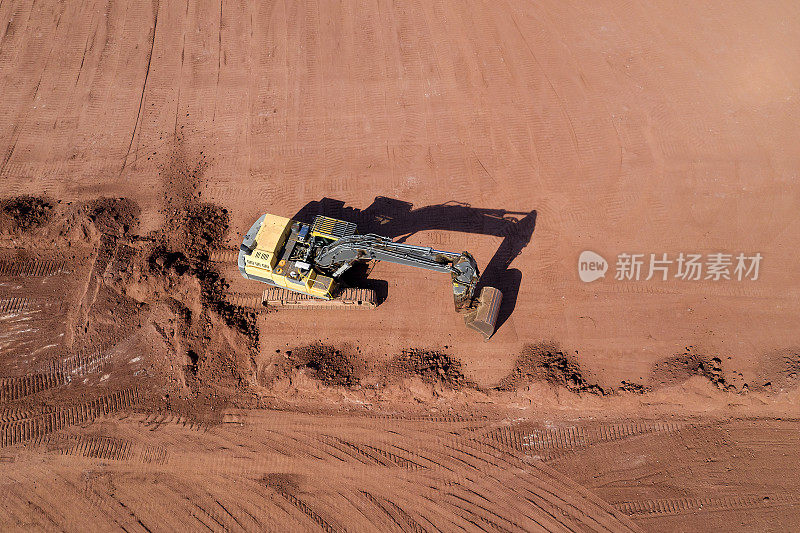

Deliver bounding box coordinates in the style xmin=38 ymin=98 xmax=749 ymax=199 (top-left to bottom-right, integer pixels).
xmin=238 ymin=213 xmax=502 ymax=340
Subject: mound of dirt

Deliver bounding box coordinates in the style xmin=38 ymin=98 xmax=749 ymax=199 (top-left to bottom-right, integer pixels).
xmin=200 ymin=268 xmax=259 ymax=343
xmin=1 ymin=195 xmax=54 ymax=231
xmin=86 ymin=197 xmax=140 ymax=237
xmin=287 ymin=344 xmax=361 ymax=388
xmin=619 ymin=381 xmax=650 ymax=394
xmin=763 ymin=350 xmax=800 ymax=391
xmin=390 ymin=349 xmax=468 ymax=389
xmin=183 ymin=203 xmax=229 ymax=259
xmin=497 ymin=343 xmax=606 ymax=394
xmin=650 ymin=350 xmax=727 ymax=389
xmin=147 ymin=178 xmax=258 ymax=346
xmin=148 ymin=247 xmax=191 ymax=276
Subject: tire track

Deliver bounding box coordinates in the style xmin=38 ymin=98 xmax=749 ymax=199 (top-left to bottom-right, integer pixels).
xmin=0 ymin=403 xmax=56 ymax=424
xmin=386 ymin=498 xmax=428 ymax=533
xmin=119 ymin=0 xmax=160 ymax=175
xmin=445 ymin=493 xmax=516 ymax=533
xmin=360 ymin=491 xmax=415 ymax=532
xmin=615 ymin=493 xmax=800 ymax=517
xmin=0 ymin=372 xmax=66 ymax=402
xmin=134 ymin=412 xmax=209 ymax=432
xmin=59 ymin=435 xmax=168 ymax=465
xmin=223 ymin=292 xmax=265 ymax=310
xmin=352 ymin=441 xmax=427 ymax=470
xmin=0 ymin=297 xmax=29 ymax=315
xmin=0 ymin=387 xmax=140 ymax=447
xmin=48 ymin=344 xmax=120 ymax=378
xmin=323 ymin=436 xmax=426 ymax=470
xmin=452 ymin=436 xmax=643 ymax=532
xmin=209 ymin=247 xmax=238 ymax=263
xmin=43 ymin=325 xmax=141 ymax=379
xmin=272 ymin=489 xmax=344 ymax=533
xmin=320 ymin=436 xmax=381 ymax=466
xmin=486 ymin=420 xmax=686 ymax=460
xmin=0 ymin=259 xmax=67 ymax=277
xmin=65 ymin=473 xmax=146 ymax=531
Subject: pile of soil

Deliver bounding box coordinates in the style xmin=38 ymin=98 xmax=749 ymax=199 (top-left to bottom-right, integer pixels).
xmin=1 ymin=195 xmax=54 ymax=231
xmin=146 ymin=194 xmax=258 ymax=346
xmin=140 ymin=197 xmax=259 ymax=413
xmin=53 ymin=148 xmax=261 ymax=420
xmin=390 ymin=349 xmax=468 ymax=389
xmin=148 ymin=247 xmax=191 ymax=276
xmin=650 ymin=350 xmax=728 ymax=389
xmin=149 ymin=151 xmax=257 ymax=344
xmin=286 ymin=344 xmax=361 ymax=388
xmin=183 ymin=203 xmax=229 ymax=259
xmin=86 ymin=197 xmax=140 ymax=237
xmin=619 ymin=381 xmax=649 ymax=394
xmin=497 ymin=343 xmax=606 ymax=394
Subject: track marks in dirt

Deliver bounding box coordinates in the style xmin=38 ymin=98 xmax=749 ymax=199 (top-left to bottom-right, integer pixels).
xmin=223 ymin=291 xmax=265 ymax=309
xmin=0 ymin=258 xmax=67 ymax=277
xmin=615 ymin=493 xmax=800 ymax=518
xmin=0 ymin=409 xmax=644 ymax=531
xmin=443 ymin=487 xmax=520 ymax=533
xmin=0 ymin=372 xmax=66 ymax=402
xmin=79 ymin=475 xmax=154 ymax=532
xmin=486 ymin=420 xmax=687 ymax=460
xmin=269 ymin=487 xmax=344 ymax=533
xmin=0 ymin=296 xmax=29 ymax=314
xmin=208 ymin=247 xmax=238 ymax=263
xmin=132 ymin=412 xmax=210 ymax=432
xmin=120 ymin=0 xmax=160 ymax=175
xmin=59 ymin=435 xmax=168 ymax=465
xmin=47 ymin=331 xmax=139 ymax=378
xmin=0 ymin=387 xmax=140 ymax=447
xmin=361 ymin=491 xmax=428 ymax=533
xmin=1 ymin=403 xmax=56 ymax=424
xmin=320 ymin=436 xmax=426 ymax=470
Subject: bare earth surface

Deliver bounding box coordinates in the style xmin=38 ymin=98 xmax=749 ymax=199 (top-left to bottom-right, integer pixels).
xmin=1 ymin=0 xmax=799 ymax=531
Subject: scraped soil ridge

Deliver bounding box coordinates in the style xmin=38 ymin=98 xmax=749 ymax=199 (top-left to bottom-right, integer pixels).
xmin=284 ymin=343 xmax=363 ymax=388
xmin=1 ymin=195 xmax=54 ymax=231
xmin=390 ymin=349 xmax=470 ymax=389
xmin=497 ymin=342 xmax=607 ymax=394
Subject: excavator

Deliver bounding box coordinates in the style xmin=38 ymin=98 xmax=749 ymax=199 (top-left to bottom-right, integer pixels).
xmin=238 ymin=212 xmax=503 ymax=340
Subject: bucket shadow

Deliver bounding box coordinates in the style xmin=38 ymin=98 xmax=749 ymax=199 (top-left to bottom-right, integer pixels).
xmin=293 ymin=197 xmax=536 ymax=333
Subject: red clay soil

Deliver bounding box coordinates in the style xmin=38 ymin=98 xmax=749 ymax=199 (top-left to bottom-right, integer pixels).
xmin=1 ymin=1 xmax=799 ymax=531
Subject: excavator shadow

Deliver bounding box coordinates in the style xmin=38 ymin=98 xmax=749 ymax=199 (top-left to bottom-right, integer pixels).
xmin=293 ymin=197 xmax=537 ymax=333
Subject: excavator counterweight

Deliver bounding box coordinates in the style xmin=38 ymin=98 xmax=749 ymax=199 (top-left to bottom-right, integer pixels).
xmin=239 ymin=213 xmax=503 ymax=339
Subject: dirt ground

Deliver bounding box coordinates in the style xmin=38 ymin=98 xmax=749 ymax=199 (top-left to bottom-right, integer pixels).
xmin=1 ymin=0 xmax=799 ymax=531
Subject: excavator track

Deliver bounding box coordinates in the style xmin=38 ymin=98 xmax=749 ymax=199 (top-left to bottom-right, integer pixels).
xmin=263 ymin=286 xmax=376 ymax=309
xmin=224 ymin=287 xmax=377 ymax=310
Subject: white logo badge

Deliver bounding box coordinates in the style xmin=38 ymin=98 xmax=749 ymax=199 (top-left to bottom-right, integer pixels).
xmin=579 ymin=251 xmax=607 ymax=282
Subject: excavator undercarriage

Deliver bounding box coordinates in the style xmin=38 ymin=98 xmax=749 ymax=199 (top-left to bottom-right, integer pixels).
xmin=238 ymin=213 xmax=502 ymax=339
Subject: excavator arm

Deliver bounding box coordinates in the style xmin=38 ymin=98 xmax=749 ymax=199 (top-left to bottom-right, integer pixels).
xmin=314 ymin=233 xmax=501 ymax=339
xmin=314 ymin=234 xmax=480 ymax=310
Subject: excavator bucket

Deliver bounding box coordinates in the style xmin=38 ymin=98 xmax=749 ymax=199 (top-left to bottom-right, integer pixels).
xmin=464 ymin=287 xmax=503 ymax=340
